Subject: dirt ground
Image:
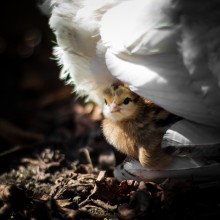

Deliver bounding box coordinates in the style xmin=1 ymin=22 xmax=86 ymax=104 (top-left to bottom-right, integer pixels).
xmin=0 ymin=1 xmax=220 ymax=219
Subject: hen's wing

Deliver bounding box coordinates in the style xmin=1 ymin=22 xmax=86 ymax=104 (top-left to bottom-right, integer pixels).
xmin=100 ymin=0 xmax=220 ymax=127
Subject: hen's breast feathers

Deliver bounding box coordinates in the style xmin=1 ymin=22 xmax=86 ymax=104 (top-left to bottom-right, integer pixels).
xmin=49 ymin=0 xmax=119 ymax=105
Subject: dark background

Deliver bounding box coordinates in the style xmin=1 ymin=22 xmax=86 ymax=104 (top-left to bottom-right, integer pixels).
xmin=0 ymin=0 xmax=78 ymax=170
xmin=0 ymin=0 xmax=59 ymax=122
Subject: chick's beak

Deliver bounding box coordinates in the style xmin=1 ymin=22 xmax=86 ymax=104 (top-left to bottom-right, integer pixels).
xmin=109 ymin=103 xmax=121 ymax=113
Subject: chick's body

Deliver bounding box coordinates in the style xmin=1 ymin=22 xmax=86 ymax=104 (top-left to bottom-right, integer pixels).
xmin=102 ymin=84 xmax=180 ymax=169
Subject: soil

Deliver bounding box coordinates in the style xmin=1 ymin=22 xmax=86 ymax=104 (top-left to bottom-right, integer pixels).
xmin=0 ymin=1 xmax=220 ymax=219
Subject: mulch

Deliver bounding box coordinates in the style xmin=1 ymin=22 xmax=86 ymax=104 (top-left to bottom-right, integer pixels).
xmin=0 ymin=1 xmax=220 ymax=219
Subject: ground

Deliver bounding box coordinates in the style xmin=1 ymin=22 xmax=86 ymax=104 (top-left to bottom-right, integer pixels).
xmin=0 ymin=1 xmax=220 ymax=219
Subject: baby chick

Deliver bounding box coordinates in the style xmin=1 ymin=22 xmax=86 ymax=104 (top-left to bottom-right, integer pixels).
xmin=102 ymin=83 xmax=181 ymax=169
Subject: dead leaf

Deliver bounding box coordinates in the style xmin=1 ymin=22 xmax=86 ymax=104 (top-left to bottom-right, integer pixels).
xmin=56 ymin=199 xmax=72 ymax=208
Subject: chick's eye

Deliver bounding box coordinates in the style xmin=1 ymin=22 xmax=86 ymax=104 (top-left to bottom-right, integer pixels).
xmin=123 ymin=97 xmax=132 ymax=105
xmin=104 ymin=99 xmax=107 ymax=105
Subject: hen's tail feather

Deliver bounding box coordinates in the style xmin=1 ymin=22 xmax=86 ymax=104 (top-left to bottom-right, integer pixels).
xmin=114 ymin=157 xmax=220 ymax=183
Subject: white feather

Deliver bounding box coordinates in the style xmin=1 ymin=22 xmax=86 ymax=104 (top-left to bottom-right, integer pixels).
xmin=49 ymin=0 xmax=119 ymax=105
xmin=100 ymin=0 xmax=177 ymax=55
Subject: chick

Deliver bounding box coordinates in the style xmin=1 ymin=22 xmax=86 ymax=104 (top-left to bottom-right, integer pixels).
xmin=102 ymin=83 xmax=181 ymax=169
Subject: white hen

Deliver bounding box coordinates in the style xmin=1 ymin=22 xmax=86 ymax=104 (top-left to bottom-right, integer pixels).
xmin=41 ymin=0 xmax=220 ymax=181
xmin=48 ymin=0 xmax=220 ymax=127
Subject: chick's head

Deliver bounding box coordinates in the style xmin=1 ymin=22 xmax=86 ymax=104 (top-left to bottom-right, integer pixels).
xmin=103 ymin=84 xmax=141 ymax=121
